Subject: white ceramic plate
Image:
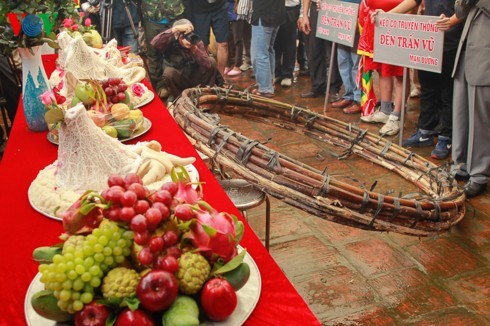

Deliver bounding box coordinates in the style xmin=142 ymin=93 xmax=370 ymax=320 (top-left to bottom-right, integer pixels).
xmin=47 ymin=118 xmax=152 ymax=145
xmin=132 ymin=91 xmax=155 ymax=109
xmin=28 ymin=164 xmax=200 ymax=222
xmin=25 ymin=246 xmax=261 ymax=326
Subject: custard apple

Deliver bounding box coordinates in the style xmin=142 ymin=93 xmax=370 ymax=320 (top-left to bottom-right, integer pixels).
xmin=176 ymin=252 xmax=211 ymax=295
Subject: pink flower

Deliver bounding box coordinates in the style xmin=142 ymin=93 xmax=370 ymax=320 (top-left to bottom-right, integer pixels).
xmin=63 ymin=18 xmax=73 ymax=28
xmin=40 ymin=91 xmax=55 ymax=105
xmin=71 ymin=24 xmax=79 ymax=31
xmin=131 ymin=84 xmax=145 ymax=97
xmin=84 ymin=18 xmax=92 ymax=27
xmin=79 ymin=12 xmax=85 ymax=18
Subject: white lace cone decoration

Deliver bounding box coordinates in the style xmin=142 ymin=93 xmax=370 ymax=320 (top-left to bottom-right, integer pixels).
xmin=56 ymin=104 xmax=141 ymax=191
xmin=56 ymin=32 xmax=146 ymax=97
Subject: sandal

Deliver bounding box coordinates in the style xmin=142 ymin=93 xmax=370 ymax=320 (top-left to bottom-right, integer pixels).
xmin=252 ymin=89 xmax=274 ymax=98
xmin=226 ymin=67 xmax=242 ymax=76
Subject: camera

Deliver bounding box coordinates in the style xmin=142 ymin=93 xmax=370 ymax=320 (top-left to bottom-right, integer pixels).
xmin=184 ymin=33 xmax=200 ymax=46
xmin=88 ymin=0 xmax=100 ymax=6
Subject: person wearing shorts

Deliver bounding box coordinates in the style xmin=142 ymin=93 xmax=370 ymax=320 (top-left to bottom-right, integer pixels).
xmin=358 ymin=0 xmax=409 ymax=136
xmin=189 ymin=0 xmax=229 ymax=76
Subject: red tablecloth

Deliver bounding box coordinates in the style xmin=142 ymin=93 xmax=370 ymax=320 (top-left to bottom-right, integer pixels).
xmin=0 ymin=55 xmax=320 ymax=325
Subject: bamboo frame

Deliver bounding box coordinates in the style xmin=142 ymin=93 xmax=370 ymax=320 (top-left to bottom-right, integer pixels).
xmin=172 ymin=87 xmax=466 ymax=237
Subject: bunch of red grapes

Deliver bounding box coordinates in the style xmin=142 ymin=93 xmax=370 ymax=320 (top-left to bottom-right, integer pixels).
xmin=101 ymin=78 xmax=128 ymax=104
xmin=100 ymin=173 xmax=183 ymax=274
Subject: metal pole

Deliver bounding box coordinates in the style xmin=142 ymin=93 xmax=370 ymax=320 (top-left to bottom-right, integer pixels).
xmin=100 ymin=0 xmax=113 ymax=44
xmin=399 ymin=67 xmax=407 ymax=146
xmin=323 ymin=42 xmax=336 ymax=115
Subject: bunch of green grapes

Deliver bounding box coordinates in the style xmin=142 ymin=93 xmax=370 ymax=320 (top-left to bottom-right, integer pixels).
xmin=39 ymin=220 xmax=134 ymax=314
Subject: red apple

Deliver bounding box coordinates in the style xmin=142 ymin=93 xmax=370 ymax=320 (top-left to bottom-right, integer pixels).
xmin=115 ymin=308 xmax=155 ymax=326
xmin=74 ymin=301 xmax=110 ymax=326
xmin=201 ymin=278 xmax=237 ymax=321
xmin=136 ymin=270 xmax=178 ymax=312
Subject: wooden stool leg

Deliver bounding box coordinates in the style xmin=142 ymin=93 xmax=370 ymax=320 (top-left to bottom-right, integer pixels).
xmin=264 ymin=195 xmax=270 ymax=251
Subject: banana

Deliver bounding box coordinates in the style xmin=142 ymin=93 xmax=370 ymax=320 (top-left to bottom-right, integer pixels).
xmin=162 ymin=152 xmax=196 ymax=167
xmin=31 ymin=290 xmax=72 ymax=322
xmin=32 ymin=246 xmax=62 ymax=264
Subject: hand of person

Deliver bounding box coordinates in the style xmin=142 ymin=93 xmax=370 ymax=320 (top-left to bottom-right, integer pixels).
xmin=88 ymin=4 xmax=100 ymax=14
xmin=299 ymin=17 xmax=311 ymax=35
xmin=172 ymin=24 xmax=193 ymax=35
xmin=370 ymin=9 xmax=385 ymax=23
xmin=436 ymin=14 xmax=451 ymax=31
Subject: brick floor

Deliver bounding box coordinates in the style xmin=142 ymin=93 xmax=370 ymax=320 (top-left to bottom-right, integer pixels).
xmin=222 ymin=70 xmax=489 ymax=324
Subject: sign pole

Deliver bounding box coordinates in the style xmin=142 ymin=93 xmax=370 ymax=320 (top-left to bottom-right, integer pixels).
xmin=323 ymin=42 xmax=337 ymax=115
xmin=399 ymin=67 xmax=408 ymax=146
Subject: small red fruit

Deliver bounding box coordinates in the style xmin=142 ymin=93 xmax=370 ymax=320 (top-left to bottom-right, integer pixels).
xmin=74 ymin=301 xmax=110 ymax=326
xmin=115 ymin=308 xmax=154 ymax=326
xmin=201 ymin=278 xmax=237 ymax=321
xmin=136 ymin=270 xmax=179 ymax=312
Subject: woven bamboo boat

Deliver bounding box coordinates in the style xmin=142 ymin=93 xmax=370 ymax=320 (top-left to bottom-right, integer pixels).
xmin=172 ymin=87 xmax=466 ymax=237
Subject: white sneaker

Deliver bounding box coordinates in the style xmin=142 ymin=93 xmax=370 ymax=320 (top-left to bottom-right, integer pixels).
xmin=281 ymin=78 xmax=292 ymax=87
xmin=379 ymin=115 xmax=400 ymax=136
xmin=360 ymin=109 xmax=390 ymax=124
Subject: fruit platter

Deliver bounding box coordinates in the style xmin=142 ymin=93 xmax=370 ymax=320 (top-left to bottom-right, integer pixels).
xmin=26 ymin=170 xmax=260 ymax=325
xmin=45 ymin=78 xmax=153 ymax=143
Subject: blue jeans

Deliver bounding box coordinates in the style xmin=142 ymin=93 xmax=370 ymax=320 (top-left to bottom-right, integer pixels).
xmin=251 ymin=20 xmax=279 ymax=94
xmin=337 ymin=44 xmax=360 ymax=102
xmin=114 ymin=26 xmax=139 ymax=53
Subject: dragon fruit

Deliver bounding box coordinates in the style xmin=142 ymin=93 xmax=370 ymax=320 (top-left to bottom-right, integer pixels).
xmin=59 ymin=191 xmax=107 ymax=235
xmin=171 ymin=165 xmax=202 ymax=205
xmin=185 ymin=202 xmax=244 ymax=263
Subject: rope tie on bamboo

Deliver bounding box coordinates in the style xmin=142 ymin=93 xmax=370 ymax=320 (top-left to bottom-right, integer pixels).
xmin=359 ymin=190 xmax=370 ymax=214
xmin=403 ymin=152 xmax=415 ymax=165
xmin=338 ymin=129 xmax=368 ymax=160
xmin=208 ymin=126 xmax=228 ymax=147
xmin=212 ymin=130 xmax=235 ymax=160
xmin=305 ymin=114 xmax=318 ymax=129
xmin=239 ymin=90 xmax=253 ymax=104
xmin=290 ymin=105 xmax=301 ymax=120
xmin=431 ymin=200 xmax=442 ymax=221
xmin=411 ymin=201 xmax=423 ymax=227
xmin=369 ymin=194 xmax=385 ymax=227
xmin=390 ymin=198 xmax=401 ymax=221
xmin=215 ymin=87 xmax=231 ymax=103
xmin=236 ymin=139 xmax=261 ymax=165
xmin=266 ymin=151 xmax=283 ymax=172
xmin=380 ymin=141 xmax=392 ymax=156
xmin=189 ymin=88 xmax=202 ymax=105
xmin=182 ymin=110 xmax=193 ymax=130
xmin=317 ymin=174 xmax=331 ymax=197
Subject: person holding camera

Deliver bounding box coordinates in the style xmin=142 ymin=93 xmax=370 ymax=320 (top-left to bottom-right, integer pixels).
xmin=140 ymin=0 xmax=186 ymax=99
xmin=150 ymin=19 xmax=218 ymax=101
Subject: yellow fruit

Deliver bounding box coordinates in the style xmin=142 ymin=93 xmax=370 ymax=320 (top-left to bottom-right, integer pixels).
xmin=128 ymin=109 xmax=143 ymax=123
xmin=111 ymin=103 xmax=131 ymax=121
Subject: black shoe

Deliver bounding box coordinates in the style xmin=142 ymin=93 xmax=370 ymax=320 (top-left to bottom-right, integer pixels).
xmin=464 ymin=181 xmax=487 ymax=198
xmin=299 ymin=65 xmax=309 ymax=76
xmin=454 ymin=172 xmax=470 ymax=182
xmin=301 ymin=91 xmax=322 ymax=98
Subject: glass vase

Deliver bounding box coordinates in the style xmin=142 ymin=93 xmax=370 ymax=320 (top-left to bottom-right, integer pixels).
xmin=18 ymin=46 xmax=50 ymax=132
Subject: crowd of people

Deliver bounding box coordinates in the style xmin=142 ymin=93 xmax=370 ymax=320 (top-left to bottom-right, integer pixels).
xmin=1 ymin=0 xmax=489 ymax=198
